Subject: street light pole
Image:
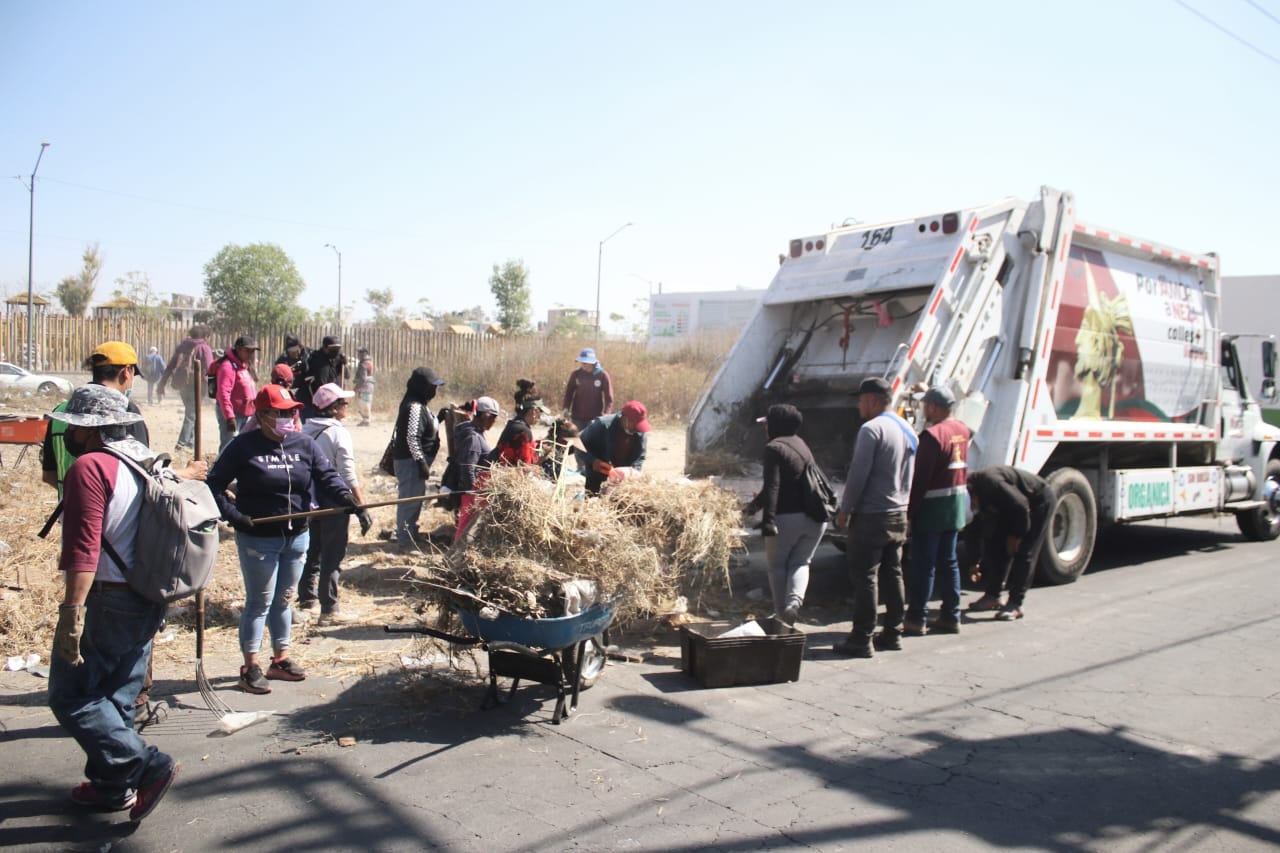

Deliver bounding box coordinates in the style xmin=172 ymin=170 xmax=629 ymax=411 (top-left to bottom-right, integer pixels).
xmin=25 ymin=142 xmax=49 ymax=369
xmin=595 ymin=222 xmax=632 ymax=342
xmin=324 ymin=243 xmax=342 ymax=328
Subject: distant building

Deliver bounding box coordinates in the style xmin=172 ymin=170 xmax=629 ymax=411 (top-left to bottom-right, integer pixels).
xmin=648 ymin=289 xmax=764 ymax=349
xmin=4 ymin=294 xmax=51 ymax=314
xmin=542 ymin=307 xmax=596 ymax=335
xmin=401 ymin=319 xmax=437 ymax=332
xmin=168 ymin=293 xmax=212 ymax=324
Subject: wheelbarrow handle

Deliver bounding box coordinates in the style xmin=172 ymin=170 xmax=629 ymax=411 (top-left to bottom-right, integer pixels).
xmin=252 ymin=491 xmax=469 ymax=525
xmin=383 ymin=624 xmax=481 ymax=645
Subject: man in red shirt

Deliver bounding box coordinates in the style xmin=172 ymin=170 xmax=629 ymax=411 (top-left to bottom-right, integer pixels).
xmin=905 ymin=386 xmax=971 ymax=635
xmin=46 ymin=384 xmax=180 ymax=822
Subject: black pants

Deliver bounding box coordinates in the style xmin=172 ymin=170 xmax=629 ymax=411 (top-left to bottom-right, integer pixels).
xmin=298 ymin=514 xmax=351 ymax=612
xmin=982 ymin=488 xmax=1055 ymax=607
xmin=846 ymin=511 xmax=907 ymax=643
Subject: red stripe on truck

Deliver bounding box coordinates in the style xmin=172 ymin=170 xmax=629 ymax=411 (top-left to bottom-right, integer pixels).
xmin=1021 ymin=430 xmax=1030 ymax=462
xmin=1049 ymin=279 xmax=1059 ymax=311
xmin=949 ymin=248 xmax=964 ymax=274
xmin=907 ymin=332 xmax=923 ymax=361
xmin=1032 ymin=378 xmax=1041 ymax=409
xmin=929 ymin=288 xmax=945 ymax=316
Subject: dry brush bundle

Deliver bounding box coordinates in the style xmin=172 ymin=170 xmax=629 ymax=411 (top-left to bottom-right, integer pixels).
xmin=601 ymin=475 xmax=742 ymax=602
xmin=433 ymin=466 xmax=672 ymax=622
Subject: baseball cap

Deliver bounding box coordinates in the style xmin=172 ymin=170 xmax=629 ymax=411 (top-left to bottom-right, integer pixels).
xmin=47 ymin=384 xmax=143 ymax=428
xmin=322 ymin=335 xmax=341 ymax=348
xmin=853 ymin=377 xmax=892 ymax=398
xmin=518 ymin=397 xmax=552 ymax=415
xmin=254 ymin=383 xmax=303 ymax=412
xmin=922 ymin=386 xmax=957 ymax=409
xmin=620 ymin=400 xmax=652 ymax=432
xmin=475 ymin=396 xmax=502 ymax=416
xmin=271 ymin=363 xmax=294 ymax=385
xmin=576 ymin=348 xmax=598 ymax=365
xmin=90 ymin=341 xmax=139 ymax=368
xmin=313 ymin=382 xmax=355 ymax=411
xmin=233 ymin=335 xmax=260 ymax=351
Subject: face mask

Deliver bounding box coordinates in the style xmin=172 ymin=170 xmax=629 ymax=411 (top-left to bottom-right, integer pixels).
xmin=275 ymin=418 xmax=299 ymax=434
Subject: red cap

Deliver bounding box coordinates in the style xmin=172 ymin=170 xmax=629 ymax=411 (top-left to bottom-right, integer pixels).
xmin=620 ymin=401 xmax=651 ymax=433
xmin=255 ymin=383 xmax=303 ymax=411
xmin=271 ymin=363 xmax=294 ymax=385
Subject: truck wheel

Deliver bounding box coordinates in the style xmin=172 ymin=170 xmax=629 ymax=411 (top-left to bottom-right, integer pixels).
xmin=1037 ymin=467 xmax=1097 ymax=585
xmin=1237 ymin=459 xmax=1280 ymax=541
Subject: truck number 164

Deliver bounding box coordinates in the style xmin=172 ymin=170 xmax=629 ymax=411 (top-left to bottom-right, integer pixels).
xmin=861 ymin=227 xmax=894 ymax=250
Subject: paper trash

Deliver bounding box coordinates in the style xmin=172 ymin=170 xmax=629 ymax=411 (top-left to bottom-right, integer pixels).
xmin=716 ymin=620 xmax=766 ymax=639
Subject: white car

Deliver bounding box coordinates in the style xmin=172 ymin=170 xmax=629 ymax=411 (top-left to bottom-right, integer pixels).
xmin=0 ymin=362 xmax=74 ymax=398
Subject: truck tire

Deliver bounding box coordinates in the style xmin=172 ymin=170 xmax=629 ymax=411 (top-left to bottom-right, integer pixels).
xmin=1037 ymin=467 xmax=1097 ymax=585
xmin=1236 ymin=459 xmax=1280 ymax=541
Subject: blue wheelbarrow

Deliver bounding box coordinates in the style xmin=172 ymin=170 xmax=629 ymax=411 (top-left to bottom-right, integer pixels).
xmin=386 ymin=598 xmax=616 ymax=724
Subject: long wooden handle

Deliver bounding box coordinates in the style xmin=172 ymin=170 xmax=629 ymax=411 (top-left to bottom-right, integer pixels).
xmin=249 ymin=491 xmax=466 ymax=525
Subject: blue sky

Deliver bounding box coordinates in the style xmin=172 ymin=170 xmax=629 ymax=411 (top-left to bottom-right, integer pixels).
xmin=2 ymin=1 xmax=1277 ymax=332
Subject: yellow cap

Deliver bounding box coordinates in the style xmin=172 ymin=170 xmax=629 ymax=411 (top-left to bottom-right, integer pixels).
xmin=90 ymin=341 xmax=139 ymax=366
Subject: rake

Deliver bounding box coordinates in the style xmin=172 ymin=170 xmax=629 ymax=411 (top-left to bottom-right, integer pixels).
xmin=191 ymin=361 xmax=233 ymax=720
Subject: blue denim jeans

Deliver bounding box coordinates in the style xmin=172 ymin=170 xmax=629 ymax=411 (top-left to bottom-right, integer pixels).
xmin=236 ymin=530 xmax=310 ymax=654
xmin=218 ymin=412 xmax=248 ymax=454
xmin=47 ymin=586 xmax=170 ymax=797
xmin=177 ymin=383 xmax=197 ymax=448
xmin=394 ymin=457 xmax=426 ymax=545
xmin=908 ymin=529 xmax=962 ymax=624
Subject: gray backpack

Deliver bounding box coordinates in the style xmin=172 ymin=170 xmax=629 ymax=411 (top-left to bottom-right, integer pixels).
xmin=41 ymin=448 xmax=221 ymax=603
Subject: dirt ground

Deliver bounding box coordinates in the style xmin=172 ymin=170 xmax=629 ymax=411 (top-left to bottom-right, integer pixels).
xmin=2 ymin=395 xmax=720 ymax=690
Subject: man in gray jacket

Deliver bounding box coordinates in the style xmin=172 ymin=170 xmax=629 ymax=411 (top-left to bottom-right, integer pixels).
xmin=833 ymin=377 xmax=917 ymax=658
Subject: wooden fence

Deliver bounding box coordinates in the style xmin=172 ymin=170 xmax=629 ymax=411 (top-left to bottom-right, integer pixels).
xmin=0 ymin=315 xmax=563 ymax=378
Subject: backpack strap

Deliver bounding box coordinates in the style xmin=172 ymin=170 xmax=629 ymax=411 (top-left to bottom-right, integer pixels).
xmin=877 ymin=412 xmax=919 ymax=453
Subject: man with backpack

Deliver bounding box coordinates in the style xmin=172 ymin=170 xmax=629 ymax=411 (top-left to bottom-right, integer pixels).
xmin=157 ymin=325 xmax=215 ymax=452
xmin=46 ymin=385 xmax=182 ymax=822
xmin=213 ymin=336 xmax=259 ymax=453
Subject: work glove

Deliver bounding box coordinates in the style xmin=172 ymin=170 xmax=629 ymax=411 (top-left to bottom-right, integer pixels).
xmin=226 ymin=509 xmax=255 ymax=532
xmin=356 ymin=509 xmax=373 ymax=537
xmin=224 ymin=418 xmax=237 ymax=434
xmin=591 ymin=459 xmax=613 ymax=475
xmin=54 ymin=605 xmax=85 ymax=666
xmin=758 ymin=521 xmax=779 ymax=537
xmin=418 ymin=460 xmax=431 ymax=480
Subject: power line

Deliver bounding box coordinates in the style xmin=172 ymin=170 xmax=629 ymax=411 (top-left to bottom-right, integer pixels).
xmin=1174 ymin=0 xmax=1280 ymax=66
xmin=1244 ymin=0 xmax=1280 ymax=27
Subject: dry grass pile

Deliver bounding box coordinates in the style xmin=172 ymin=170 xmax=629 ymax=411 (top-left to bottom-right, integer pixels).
xmin=601 ymin=475 xmax=741 ymax=602
xmin=423 ymin=466 xmax=741 ymax=623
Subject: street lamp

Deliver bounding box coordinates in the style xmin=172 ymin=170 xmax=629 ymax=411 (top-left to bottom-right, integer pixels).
xmin=24 ymin=142 xmax=49 ymax=369
xmin=324 ymin=243 xmax=342 ymax=328
xmin=595 ymin=222 xmax=632 ymax=341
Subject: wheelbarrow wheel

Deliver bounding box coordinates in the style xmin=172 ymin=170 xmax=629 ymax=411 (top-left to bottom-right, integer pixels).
xmin=576 ymin=634 xmax=607 ymax=690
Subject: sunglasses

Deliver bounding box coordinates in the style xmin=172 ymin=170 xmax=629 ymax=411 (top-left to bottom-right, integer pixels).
xmin=262 ymin=408 xmax=296 ymax=418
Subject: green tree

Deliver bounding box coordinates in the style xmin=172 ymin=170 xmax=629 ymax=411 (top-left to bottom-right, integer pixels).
xmin=488 ymin=259 xmax=532 ymax=334
xmin=203 ymin=242 xmax=308 ymax=331
xmin=547 ymin=312 xmax=593 ymax=338
xmin=113 ymin=270 xmax=168 ymax=321
xmin=366 ymin=287 xmax=408 ymax=327
xmin=54 ymin=243 xmax=103 ymax=316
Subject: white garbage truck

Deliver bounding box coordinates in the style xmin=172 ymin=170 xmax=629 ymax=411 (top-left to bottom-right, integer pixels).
xmin=689 ymin=186 xmax=1280 ymax=583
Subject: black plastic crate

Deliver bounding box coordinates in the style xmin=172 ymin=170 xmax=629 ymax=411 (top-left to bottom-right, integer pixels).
xmin=680 ymin=618 xmax=806 ymax=688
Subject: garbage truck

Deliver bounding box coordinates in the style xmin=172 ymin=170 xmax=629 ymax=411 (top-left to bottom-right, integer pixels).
xmin=688 ymin=186 xmax=1280 ymax=583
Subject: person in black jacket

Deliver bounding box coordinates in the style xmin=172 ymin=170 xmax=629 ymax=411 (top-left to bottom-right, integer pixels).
xmin=965 ymin=465 xmax=1056 ymax=621
xmin=300 ymin=336 xmax=347 ymax=420
xmin=206 ymin=384 xmax=357 ymax=694
xmin=274 ymin=334 xmax=311 ymax=406
xmin=745 ymin=404 xmax=827 ymax=625
xmin=392 ymin=367 xmax=446 ymax=546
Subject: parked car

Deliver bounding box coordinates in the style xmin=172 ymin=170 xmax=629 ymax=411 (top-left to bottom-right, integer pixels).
xmin=0 ymin=362 xmax=73 ymax=398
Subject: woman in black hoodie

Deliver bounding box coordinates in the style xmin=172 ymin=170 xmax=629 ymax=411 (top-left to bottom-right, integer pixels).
xmin=391 ymin=367 xmax=446 ymax=546
xmin=745 ymin=404 xmax=828 ymax=625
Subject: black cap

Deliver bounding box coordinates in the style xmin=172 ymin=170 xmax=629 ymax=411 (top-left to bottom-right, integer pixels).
xmin=233 ymin=335 xmax=260 ymax=350
xmin=322 ymin=335 xmax=341 ymax=348
xmin=853 ymin=376 xmax=892 ymax=397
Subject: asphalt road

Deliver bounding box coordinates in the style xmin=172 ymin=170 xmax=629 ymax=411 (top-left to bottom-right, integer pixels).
xmin=2 ymin=515 xmax=1278 ymax=852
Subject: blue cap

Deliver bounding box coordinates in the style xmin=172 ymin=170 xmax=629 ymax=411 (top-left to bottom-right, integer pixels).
xmin=576 ymin=348 xmax=598 ymax=365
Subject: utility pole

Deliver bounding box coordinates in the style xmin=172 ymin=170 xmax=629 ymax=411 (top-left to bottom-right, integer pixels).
xmin=24 ymin=143 xmax=49 ymax=369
